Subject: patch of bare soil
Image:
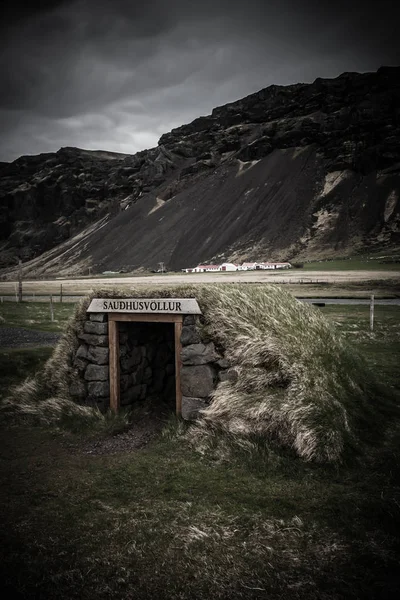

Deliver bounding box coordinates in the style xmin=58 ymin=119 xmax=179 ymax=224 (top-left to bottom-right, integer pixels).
xmin=82 ymin=415 xmax=165 ymax=455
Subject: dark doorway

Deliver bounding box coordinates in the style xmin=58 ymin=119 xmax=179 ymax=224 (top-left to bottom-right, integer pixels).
xmin=108 ymin=314 xmax=183 ymax=413
xmin=118 ymin=322 xmax=176 ymax=409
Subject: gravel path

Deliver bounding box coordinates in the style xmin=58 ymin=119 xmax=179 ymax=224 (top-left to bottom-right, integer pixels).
xmin=82 ymin=417 xmax=165 ymax=455
xmin=0 ymin=326 xmax=61 ymax=348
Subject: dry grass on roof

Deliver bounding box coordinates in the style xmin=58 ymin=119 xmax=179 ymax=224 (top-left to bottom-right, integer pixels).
xmin=189 ymin=285 xmax=398 ymax=463
xmin=2 ymin=284 xmax=398 ymax=463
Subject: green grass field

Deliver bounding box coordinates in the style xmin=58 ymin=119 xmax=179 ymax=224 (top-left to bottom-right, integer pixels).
xmin=321 ymin=304 xmax=400 ymax=391
xmin=302 ymin=258 xmax=400 ymax=271
xmin=0 ymin=303 xmax=399 ymax=599
xmin=0 ymin=301 xmax=75 ymax=332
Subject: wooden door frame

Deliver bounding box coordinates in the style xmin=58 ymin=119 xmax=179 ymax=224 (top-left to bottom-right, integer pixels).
xmin=108 ymin=313 xmax=183 ymax=415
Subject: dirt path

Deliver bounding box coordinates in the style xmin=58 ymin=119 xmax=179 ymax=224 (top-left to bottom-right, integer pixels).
xmin=0 ymin=327 xmax=61 ymax=348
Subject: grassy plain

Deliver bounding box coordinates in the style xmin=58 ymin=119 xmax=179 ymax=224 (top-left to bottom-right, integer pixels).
xmin=302 ymin=258 xmax=400 ymax=271
xmin=0 ymin=302 xmax=74 ymax=399
xmin=321 ymin=304 xmax=400 ymax=392
xmin=0 ymin=301 xmax=75 ymax=331
xmin=0 ymin=303 xmax=399 ymax=599
xmin=0 ymin=265 xmax=399 ymax=300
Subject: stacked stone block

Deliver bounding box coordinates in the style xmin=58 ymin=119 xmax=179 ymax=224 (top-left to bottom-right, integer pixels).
xmin=180 ymin=315 xmax=235 ymax=420
xmin=69 ymin=313 xmax=110 ymax=410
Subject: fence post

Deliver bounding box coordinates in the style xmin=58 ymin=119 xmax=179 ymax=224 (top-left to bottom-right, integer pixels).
xmin=60 ymin=283 xmax=63 ymax=304
xmin=370 ymin=294 xmax=374 ymax=332
xmin=50 ymin=295 xmax=54 ymax=322
xmin=18 ymin=259 xmax=23 ymax=303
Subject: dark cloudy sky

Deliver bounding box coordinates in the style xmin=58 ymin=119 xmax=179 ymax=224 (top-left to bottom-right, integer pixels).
xmin=0 ymin=0 xmax=398 ymax=161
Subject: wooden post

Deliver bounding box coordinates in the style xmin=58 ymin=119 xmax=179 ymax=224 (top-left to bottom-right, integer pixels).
xmin=50 ymin=295 xmax=54 ymax=321
xmin=15 ymin=283 xmax=18 ymax=302
xmin=18 ymin=260 xmax=23 ymax=303
xmin=60 ymin=284 xmax=63 ymax=304
xmin=174 ymin=319 xmax=183 ymax=416
xmin=108 ymin=319 xmax=120 ymax=412
xmin=370 ymin=294 xmax=375 ymax=332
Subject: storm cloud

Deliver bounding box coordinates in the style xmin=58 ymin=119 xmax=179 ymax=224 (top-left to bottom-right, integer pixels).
xmin=0 ymin=0 xmax=398 ymax=161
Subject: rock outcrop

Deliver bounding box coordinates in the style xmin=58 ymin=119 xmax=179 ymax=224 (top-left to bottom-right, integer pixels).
xmin=1 ymin=66 xmax=400 ymax=275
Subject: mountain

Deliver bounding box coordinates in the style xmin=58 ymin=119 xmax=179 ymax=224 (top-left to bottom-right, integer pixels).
xmin=1 ymin=66 xmax=400 ymax=276
xmin=0 ymin=146 xmax=171 ymax=268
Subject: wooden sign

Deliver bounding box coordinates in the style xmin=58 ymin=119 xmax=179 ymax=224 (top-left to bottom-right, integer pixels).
xmin=87 ymin=298 xmax=201 ymax=314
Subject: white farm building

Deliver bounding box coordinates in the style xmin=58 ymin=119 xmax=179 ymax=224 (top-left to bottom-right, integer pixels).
xmin=219 ymin=263 xmax=239 ymax=271
xmin=256 ymin=262 xmax=292 ymax=270
xmin=238 ymin=262 xmax=258 ymax=270
xmin=182 ymin=261 xmax=292 ymax=273
xmin=182 ymin=264 xmax=220 ymax=273
xmin=182 ymin=263 xmax=239 ymax=273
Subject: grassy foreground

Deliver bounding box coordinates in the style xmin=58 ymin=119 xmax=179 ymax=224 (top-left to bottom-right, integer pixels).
xmin=1 ymin=422 xmax=399 ymax=600
xmin=0 ymin=304 xmax=399 ymax=599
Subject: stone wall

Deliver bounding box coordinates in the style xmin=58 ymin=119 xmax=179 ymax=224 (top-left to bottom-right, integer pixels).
xmin=179 ymin=315 xmax=235 ymax=419
xmin=70 ymin=312 xmax=110 ymax=410
xmin=69 ymin=310 xmax=233 ymax=419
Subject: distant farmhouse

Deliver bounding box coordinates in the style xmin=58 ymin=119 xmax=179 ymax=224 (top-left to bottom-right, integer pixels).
xmin=182 ymin=261 xmax=292 ymax=273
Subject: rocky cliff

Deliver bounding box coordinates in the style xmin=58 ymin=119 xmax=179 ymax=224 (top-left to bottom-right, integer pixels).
xmin=0 ymin=145 xmax=179 ymax=267
xmin=1 ymin=66 xmax=399 ymax=275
